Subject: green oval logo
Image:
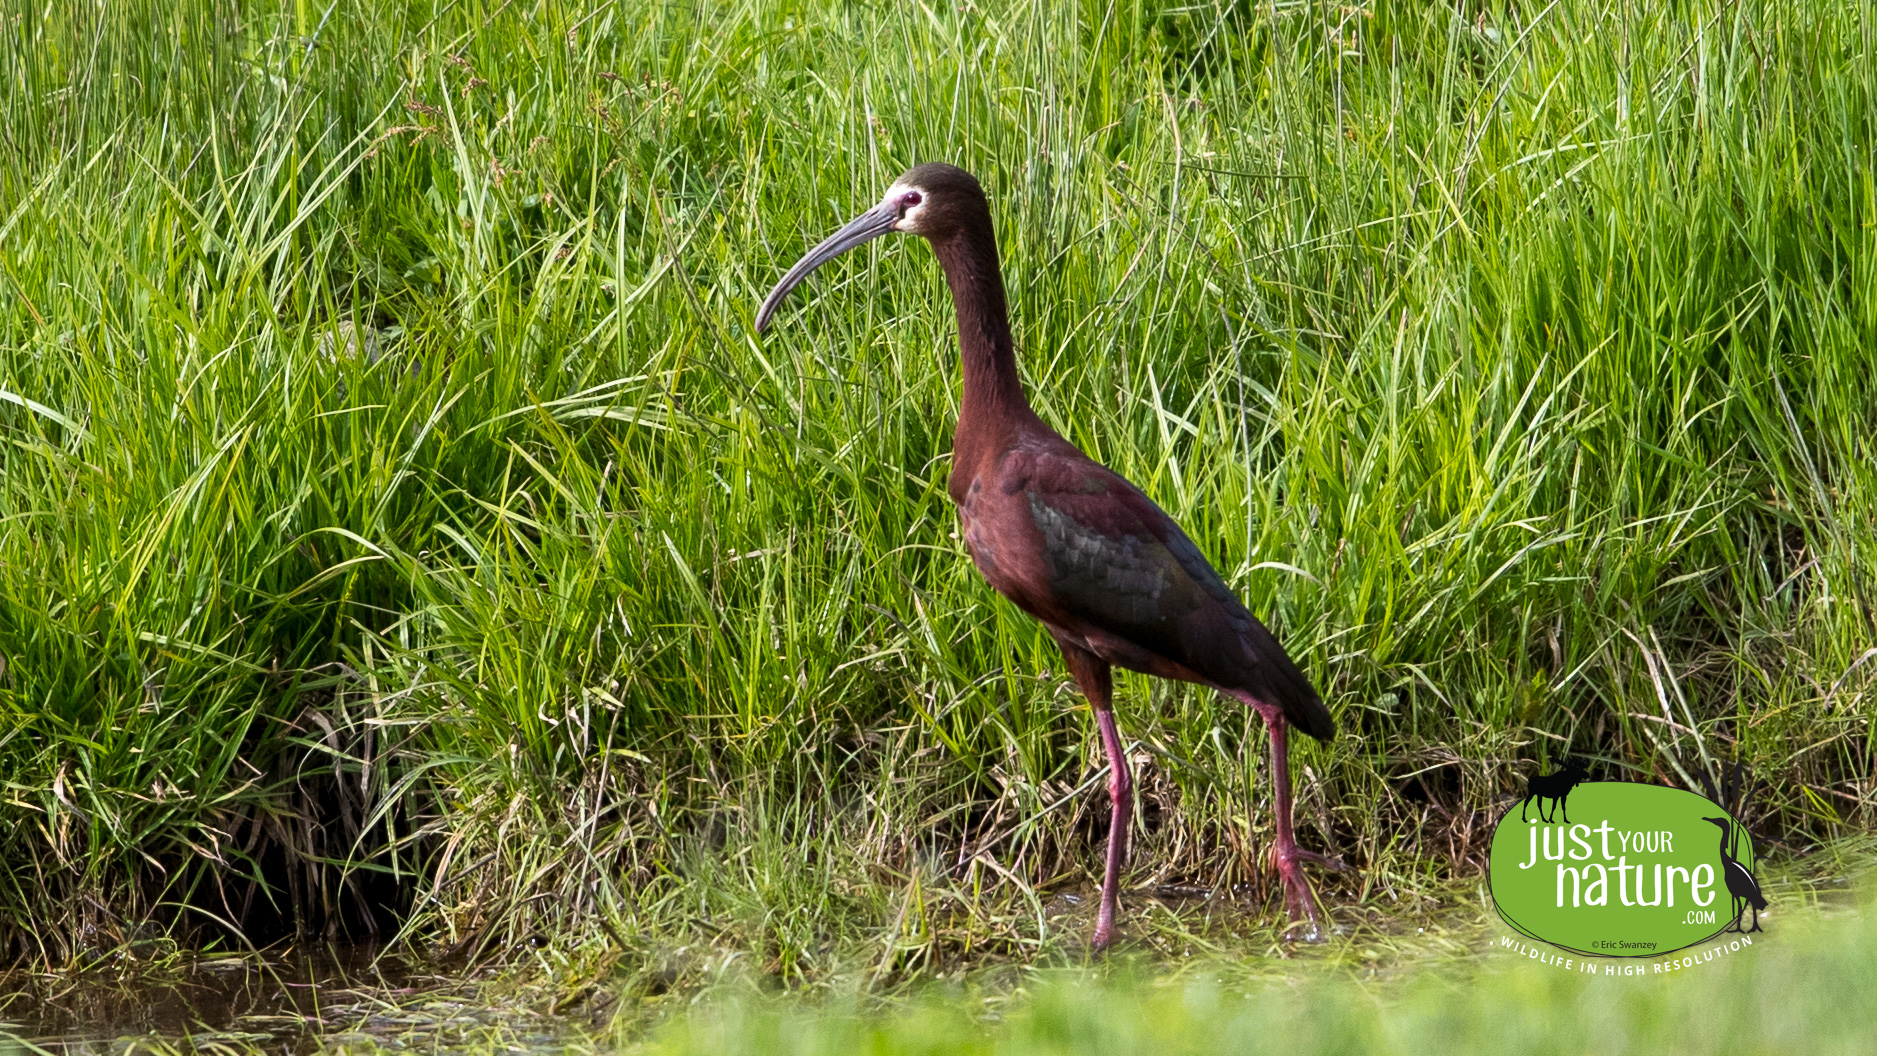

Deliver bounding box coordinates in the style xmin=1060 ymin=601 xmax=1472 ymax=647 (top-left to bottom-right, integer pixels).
xmin=1488 ymin=779 xmax=1763 ymax=956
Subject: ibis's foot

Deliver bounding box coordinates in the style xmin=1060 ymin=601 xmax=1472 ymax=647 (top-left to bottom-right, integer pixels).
xmin=1272 ymin=847 xmax=1327 ymax=942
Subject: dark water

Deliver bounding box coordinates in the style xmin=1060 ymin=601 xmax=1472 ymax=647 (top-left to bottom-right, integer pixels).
xmin=0 ymin=947 xmax=571 ymax=1054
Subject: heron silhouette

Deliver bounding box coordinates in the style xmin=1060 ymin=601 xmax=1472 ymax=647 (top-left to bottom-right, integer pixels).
xmin=756 ymin=163 xmax=1337 ymax=948
xmin=1702 ymin=816 xmax=1765 ymax=933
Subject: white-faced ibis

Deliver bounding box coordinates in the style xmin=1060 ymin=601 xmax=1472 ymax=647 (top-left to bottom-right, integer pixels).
xmin=1702 ymin=816 xmax=1766 ymax=933
xmin=756 ymin=163 xmax=1337 ymax=948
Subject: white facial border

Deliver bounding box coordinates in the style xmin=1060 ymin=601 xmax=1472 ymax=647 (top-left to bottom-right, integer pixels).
xmin=883 ymin=183 xmax=930 ymax=234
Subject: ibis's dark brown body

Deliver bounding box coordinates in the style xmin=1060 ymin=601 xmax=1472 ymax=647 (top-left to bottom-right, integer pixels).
xmin=758 ymin=162 xmax=1336 ymax=948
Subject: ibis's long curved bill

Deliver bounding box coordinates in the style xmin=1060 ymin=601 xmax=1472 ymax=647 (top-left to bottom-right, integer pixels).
xmin=755 ymin=204 xmax=898 ymax=332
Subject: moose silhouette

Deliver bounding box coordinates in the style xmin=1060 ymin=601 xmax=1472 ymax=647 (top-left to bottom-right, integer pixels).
xmin=1519 ymin=760 xmax=1591 ymax=824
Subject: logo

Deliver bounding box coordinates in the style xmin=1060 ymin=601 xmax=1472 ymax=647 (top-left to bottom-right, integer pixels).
xmin=1488 ymin=769 xmax=1766 ymax=957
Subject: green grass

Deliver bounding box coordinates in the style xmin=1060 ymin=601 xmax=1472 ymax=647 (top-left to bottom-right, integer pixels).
xmin=0 ymin=0 xmax=1873 ymax=985
xmin=632 ymin=895 xmax=1877 ymax=1056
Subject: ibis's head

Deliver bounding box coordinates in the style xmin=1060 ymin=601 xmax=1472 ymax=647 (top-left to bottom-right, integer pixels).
xmin=756 ymin=163 xmax=988 ymax=332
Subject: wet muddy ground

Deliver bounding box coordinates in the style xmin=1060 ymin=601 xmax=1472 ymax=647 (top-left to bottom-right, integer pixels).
xmin=0 ymin=947 xmax=574 ymax=1055
xmin=0 ymin=888 xmax=1481 ymax=1055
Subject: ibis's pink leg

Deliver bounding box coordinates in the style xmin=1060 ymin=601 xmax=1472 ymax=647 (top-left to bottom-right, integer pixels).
xmin=1059 ymin=641 xmax=1130 ymax=951
xmin=1250 ymin=700 xmax=1325 ymax=939
xmin=1091 ymin=704 xmax=1132 ymax=950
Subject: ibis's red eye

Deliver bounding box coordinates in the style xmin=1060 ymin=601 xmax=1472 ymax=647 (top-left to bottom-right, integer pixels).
xmin=901 ymin=191 xmax=923 ymax=208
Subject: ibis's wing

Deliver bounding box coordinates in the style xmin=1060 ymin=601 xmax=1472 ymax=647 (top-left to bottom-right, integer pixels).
xmin=1019 ymin=454 xmax=1333 ymax=741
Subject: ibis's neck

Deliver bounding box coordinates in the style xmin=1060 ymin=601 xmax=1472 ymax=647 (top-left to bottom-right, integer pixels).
xmin=930 ymin=222 xmax=1035 ymax=443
